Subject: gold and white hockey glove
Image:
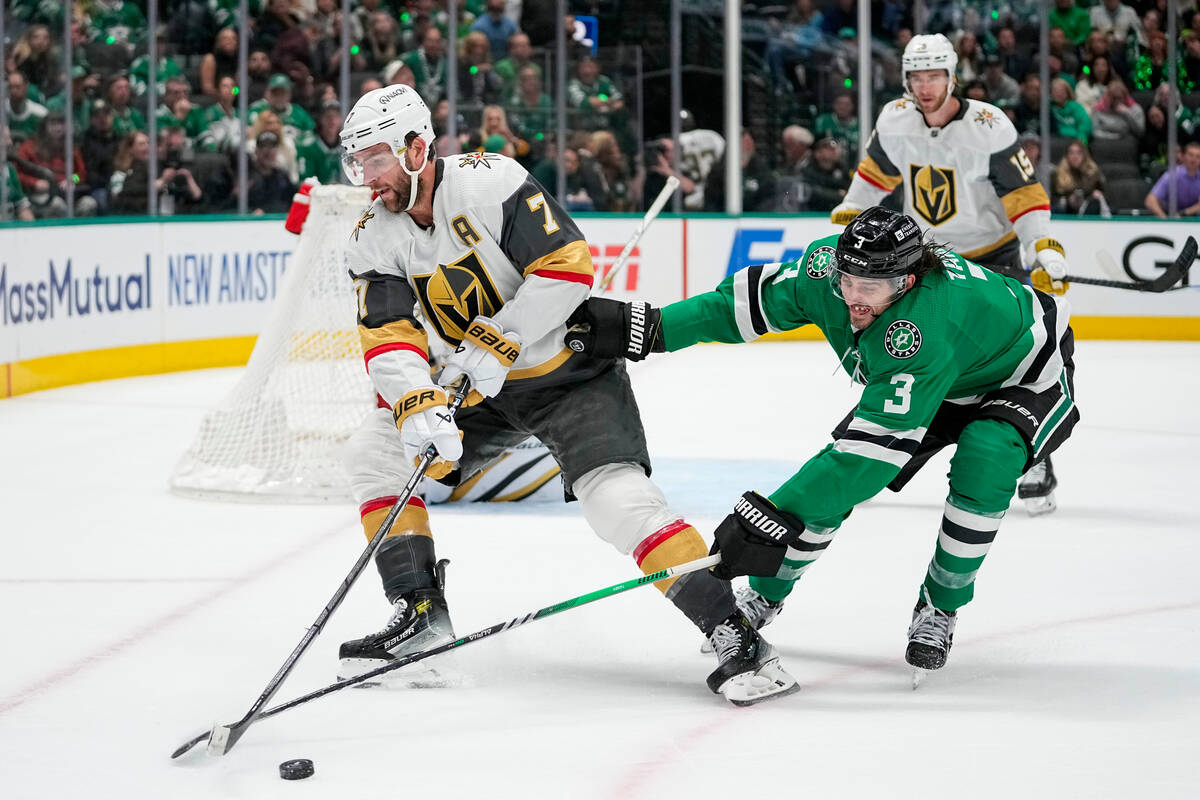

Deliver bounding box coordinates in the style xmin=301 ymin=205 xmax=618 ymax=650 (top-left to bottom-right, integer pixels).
xmin=1029 ymin=237 xmax=1070 ymax=295
xmin=439 ymin=316 xmax=522 ymax=407
xmin=393 ymin=386 xmax=463 ymax=479
xmin=830 ymin=204 xmax=863 ymax=227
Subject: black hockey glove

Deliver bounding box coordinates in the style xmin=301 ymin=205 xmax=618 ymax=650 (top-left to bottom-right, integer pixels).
xmin=709 ymin=491 xmax=805 ymax=581
xmin=564 ymin=297 xmax=664 ymax=361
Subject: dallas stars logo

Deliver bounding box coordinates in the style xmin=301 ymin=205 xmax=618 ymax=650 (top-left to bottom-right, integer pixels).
xmin=806 ymin=245 xmax=836 ymax=279
xmin=883 ymin=320 xmax=922 ymax=359
xmin=458 ymin=152 xmax=501 ymax=169
xmin=973 ymin=109 xmax=998 ymax=128
xmin=351 ymin=208 xmax=374 ymax=241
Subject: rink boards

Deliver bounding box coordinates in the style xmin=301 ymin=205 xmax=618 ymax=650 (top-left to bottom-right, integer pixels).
xmin=1 ymin=213 xmax=1197 ymax=397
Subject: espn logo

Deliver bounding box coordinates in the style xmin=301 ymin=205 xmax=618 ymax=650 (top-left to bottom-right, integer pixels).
xmin=590 ymin=244 xmax=639 ymax=292
xmin=734 ymin=496 xmax=792 ymax=541
xmin=466 ymin=323 xmax=520 ymax=364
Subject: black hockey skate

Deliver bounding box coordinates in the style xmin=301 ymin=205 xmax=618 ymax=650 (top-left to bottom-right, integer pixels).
xmin=1018 ymin=456 xmax=1057 ymax=516
xmin=700 ymin=586 xmax=785 ymax=654
xmin=705 ymin=613 xmax=799 ymax=706
xmin=906 ymin=596 xmax=957 ymax=688
xmin=338 ymin=560 xmax=457 ymax=687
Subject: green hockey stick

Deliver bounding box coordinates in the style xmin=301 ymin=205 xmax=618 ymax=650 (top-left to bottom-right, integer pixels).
xmin=171 ymin=553 xmax=721 ymax=758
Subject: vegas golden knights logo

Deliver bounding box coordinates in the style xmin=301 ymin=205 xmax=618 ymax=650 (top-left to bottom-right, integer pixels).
xmin=909 ymin=164 xmax=957 ymax=226
xmin=411 ymin=250 xmax=504 ymax=344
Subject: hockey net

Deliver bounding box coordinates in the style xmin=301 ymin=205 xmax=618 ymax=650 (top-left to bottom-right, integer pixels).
xmin=169 ymin=185 xmax=376 ymax=502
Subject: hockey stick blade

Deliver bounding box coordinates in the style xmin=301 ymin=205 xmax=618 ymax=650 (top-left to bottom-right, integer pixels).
xmin=171 ymin=389 xmax=470 ymax=760
xmin=990 ymin=236 xmax=1196 ymax=292
xmin=177 ymin=554 xmax=722 ymax=753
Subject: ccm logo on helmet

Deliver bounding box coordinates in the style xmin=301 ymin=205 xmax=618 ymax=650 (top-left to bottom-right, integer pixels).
xmin=734 ymin=496 xmax=792 ymax=541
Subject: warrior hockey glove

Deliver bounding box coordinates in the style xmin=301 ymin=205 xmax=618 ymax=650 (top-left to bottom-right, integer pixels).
xmin=563 ymin=297 xmax=664 ymax=361
xmin=1029 ymin=237 xmax=1070 ymax=296
xmin=709 ymin=491 xmax=805 ymax=581
xmin=439 ymin=316 xmax=522 ymax=406
xmin=394 ymin=386 xmax=463 ymax=480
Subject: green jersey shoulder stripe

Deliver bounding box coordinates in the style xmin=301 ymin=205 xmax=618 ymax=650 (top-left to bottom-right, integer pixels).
xmin=731 ymin=262 xmax=786 ymax=341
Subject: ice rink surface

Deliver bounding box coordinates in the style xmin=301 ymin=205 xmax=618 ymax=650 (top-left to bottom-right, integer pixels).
xmin=2 ymin=341 xmax=1199 ymax=799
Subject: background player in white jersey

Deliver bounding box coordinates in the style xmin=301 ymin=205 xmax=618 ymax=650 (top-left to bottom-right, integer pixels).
xmin=831 ymin=33 xmax=1068 ymax=515
xmin=334 ymin=86 xmax=796 ymax=704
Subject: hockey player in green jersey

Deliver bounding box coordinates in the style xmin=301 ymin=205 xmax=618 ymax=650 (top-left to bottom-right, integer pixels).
xmin=567 ymin=206 xmax=1080 ymax=675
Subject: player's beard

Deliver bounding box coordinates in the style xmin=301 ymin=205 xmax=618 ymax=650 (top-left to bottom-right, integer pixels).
xmin=377 ymin=167 xmax=415 ymax=214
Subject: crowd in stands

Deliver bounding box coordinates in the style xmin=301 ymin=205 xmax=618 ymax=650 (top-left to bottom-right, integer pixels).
xmin=3 ymin=0 xmax=1200 ymax=221
xmin=758 ymin=0 xmax=1200 ymax=216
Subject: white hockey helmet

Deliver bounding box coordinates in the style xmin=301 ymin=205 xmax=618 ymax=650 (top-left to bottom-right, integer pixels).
xmin=339 ymin=85 xmax=435 ymax=206
xmin=902 ymin=34 xmax=958 ymax=107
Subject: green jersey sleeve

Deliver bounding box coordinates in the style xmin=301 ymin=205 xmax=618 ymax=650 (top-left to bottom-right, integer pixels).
xmin=660 ymin=253 xmax=834 ymax=350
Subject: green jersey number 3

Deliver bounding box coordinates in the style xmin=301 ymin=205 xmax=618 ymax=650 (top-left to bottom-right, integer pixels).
xmin=884 ymin=373 xmax=914 ymax=414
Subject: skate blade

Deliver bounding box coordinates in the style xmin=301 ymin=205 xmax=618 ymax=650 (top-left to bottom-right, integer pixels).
xmin=1023 ymin=492 xmax=1057 ymax=517
xmin=718 ymin=660 xmax=801 ymax=707
xmin=338 ymin=658 xmax=460 ymax=689
xmin=911 ymin=667 xmax=928 ymax=690
xmin=699 ymin=639 xmax=714 ymax=655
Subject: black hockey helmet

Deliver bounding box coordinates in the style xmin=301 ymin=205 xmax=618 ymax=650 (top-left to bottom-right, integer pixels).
xmin=835 ymin=207 xmax=924 ymax=280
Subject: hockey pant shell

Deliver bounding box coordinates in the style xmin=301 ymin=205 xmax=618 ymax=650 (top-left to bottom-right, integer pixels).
xmin=574 ymin=462 xmax=736 ymax=634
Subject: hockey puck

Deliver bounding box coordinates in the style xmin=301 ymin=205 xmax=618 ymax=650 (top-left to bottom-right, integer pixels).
xmin=279 ymin=758 xmax=315 ymax=780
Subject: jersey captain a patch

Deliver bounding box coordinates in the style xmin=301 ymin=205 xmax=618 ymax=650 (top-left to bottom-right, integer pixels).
xmin=806 ymin=245 xmax=836 ymax=279
xmin=883 ymin=319 xmax=922 ymax=358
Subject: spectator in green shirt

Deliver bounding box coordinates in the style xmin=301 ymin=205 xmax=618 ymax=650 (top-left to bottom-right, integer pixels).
xmin=814 ymin=91 xmax=860 ymax=168
xmin=1 ymin=126 xmax=36 ymax=221
xmin=1049 ymin=0 xmax=1091 ymax=47
xmin=567 ymin=56 xmax=624 ymax=131
xmin=6 ymin=72 xmax=48 ymax=147
xmin=296 ymin=101 xmax=344 ymax=184
xmin=154 ymin=76 xmax=209 ymax=140
xmin=249 ymin=74 xmax=316 ymax=143
xmin=104 ymin=74 xmax=146 ymax=137
xmin=494 ymin=32 xmax=540 ymax=101
xmin=1050 ymin=78 xmax=1092 ymax=143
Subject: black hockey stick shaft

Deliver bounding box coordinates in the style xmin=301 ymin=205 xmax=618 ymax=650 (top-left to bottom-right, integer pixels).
xmin=171 ymin=388 xmax=468 ymax=760
xmin=989 ymin=235 xmax=1196 ymax=292
xmin=170 ymin=554 xmax=721 ymax=757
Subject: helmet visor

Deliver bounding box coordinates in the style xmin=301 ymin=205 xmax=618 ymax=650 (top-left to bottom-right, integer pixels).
xmin=830 ymin=268 xmax=908 ymax=306
xmin=341 ymin=145 xmax=406 ymax=186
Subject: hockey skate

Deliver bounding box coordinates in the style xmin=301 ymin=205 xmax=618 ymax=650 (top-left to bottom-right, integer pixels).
xmin=1018 ymin=456 xmax=1057 ymax=516
xmin=338 ymin=560 xmax=458 ymax=688
xmin=700 ymin=586 xmax=784 ymax=653
xmin=905 ymin=593 xmax=957 ymax=689
xmin=705 ymin=613 xmax=799 ymax=706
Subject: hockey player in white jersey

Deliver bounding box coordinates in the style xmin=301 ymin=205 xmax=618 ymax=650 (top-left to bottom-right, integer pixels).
xmin=831 ymin=33 xmax=1066 ymax=517
xmin=334 ymin=85 xmax=797 ymax=704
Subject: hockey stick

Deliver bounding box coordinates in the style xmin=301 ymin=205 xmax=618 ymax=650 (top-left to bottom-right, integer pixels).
xmin=171 ymin=387 xmax=469 ymax=760
xmin=170 ymin=553 xmax=721 ymax=758
xmin=594 ymin=175 xmax=680 ymax=294
xmin=990 ymin=235 xmax=1196 ymax=293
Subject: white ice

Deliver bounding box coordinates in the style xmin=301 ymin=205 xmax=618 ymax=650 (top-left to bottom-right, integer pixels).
xmin=2 ymin=342 xmax=1198 ymax=799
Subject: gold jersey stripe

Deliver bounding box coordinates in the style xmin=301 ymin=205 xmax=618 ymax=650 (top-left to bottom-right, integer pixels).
xmin=359 ymin=319 xmax=429 ymax=356
xmin=507 ymin=346 xmax=574 ymax=380
xmin=959 ymin=230 xmax=1018 ymax=261
xmin=857 ymin=156 xmax=903 ymax=191
xmin=1001 ymin=182 xmax=1051 ymax=221
xmin=521 ymin=239 xmax=595 ymax=280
